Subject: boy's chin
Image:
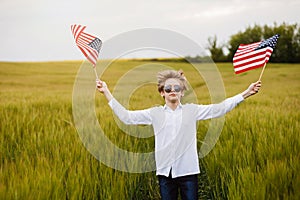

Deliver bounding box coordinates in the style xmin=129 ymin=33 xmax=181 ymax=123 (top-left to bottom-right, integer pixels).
xmin=169 ymin=97 xmax=179 ymax=103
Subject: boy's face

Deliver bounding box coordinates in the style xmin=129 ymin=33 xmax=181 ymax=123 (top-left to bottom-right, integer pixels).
xmin=161 ymin=78 xmax=184 ymax=104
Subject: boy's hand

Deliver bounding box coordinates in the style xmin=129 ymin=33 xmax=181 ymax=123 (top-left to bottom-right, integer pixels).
xmin=96 ymin=79 xmax=108 ymax=93
xmin=242 ymin=81 xmax=262 ymax=99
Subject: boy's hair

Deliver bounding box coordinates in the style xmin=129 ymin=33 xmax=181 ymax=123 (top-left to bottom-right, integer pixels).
xmin=157 ymin=69 xmax=188 ymax=93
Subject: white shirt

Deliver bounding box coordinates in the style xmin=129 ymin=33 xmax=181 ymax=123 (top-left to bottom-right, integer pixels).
xmin=108 ymin=94 xmax=244 ymax=178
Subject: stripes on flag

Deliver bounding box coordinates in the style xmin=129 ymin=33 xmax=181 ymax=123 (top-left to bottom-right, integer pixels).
xmin=71 ymin=24 xmax=102 ymax=66
xmin=233 ymin=34 xmax=280 ymax=74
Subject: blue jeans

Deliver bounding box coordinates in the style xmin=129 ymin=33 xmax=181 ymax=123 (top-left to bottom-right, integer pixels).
xmin=158 ymin=173 xmax=198 ymax=200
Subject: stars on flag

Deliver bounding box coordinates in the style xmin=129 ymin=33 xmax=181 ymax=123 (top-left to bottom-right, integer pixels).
xmin=255 ymin=34 xmax=280 ymax=50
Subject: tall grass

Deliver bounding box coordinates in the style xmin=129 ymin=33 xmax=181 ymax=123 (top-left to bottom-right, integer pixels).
xmin=0 ymin=61 xmax=299 ymax=199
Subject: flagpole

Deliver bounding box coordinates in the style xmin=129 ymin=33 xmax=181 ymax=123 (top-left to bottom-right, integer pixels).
xmin=258 ymin=62 xmax=267 ymax=81
xmin=93 ymin=66 xmax=99 ymax=80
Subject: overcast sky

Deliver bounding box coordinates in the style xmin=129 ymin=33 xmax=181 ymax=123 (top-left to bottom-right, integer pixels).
xmin=0 ymin=0 xmax=299 ymax=61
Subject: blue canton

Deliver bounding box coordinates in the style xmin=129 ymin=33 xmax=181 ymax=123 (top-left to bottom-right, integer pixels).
xmin=255 ymin=34 xmax=280 ymax=50
xmin=89 ymin=38 xmax=102 ymax=53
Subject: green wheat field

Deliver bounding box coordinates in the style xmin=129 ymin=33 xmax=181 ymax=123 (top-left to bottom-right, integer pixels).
xmin=0 ymin=60 xmax=299 ymax=199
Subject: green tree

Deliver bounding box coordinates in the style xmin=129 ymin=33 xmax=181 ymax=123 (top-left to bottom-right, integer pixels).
xmin=226 ymin=23 xmax=300 ymax=63
xmin=294 ymin=26 xmax=300 ymax=62
xmin=207 ymin=35 xmax=227 ymax=62
xmin=263 ymin=23 xmax=299 ymax=62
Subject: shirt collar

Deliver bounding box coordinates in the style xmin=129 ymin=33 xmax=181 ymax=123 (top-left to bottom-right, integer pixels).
xmin=163 ymin=103 xmax=183 ymax=111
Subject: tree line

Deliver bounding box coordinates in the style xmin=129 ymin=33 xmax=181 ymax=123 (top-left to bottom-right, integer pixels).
xmin=188 ymin=22 xmax=300 ymax=63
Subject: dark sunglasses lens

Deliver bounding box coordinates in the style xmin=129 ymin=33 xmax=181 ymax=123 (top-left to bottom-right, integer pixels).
xmin=164 ymin=85 xmax=172 ymax=93
xmin=174 ymin=85 xmax=181 ymax=92
xmin=164 ymin=85 xmax=181 ymax=93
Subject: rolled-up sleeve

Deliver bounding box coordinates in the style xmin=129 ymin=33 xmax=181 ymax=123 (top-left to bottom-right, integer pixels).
xmin=195 ymin=94 xmax=244 ymax=120
xmin=108 ymin=98 xmax=152 ymax=125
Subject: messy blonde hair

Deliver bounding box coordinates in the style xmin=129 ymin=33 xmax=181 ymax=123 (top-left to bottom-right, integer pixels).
xmin=157 ymin=69 xmax=188 ymax=93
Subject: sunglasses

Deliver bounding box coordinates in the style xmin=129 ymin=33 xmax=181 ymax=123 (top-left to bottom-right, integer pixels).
xmin=164 ymin=85 xmax=182 ymax=93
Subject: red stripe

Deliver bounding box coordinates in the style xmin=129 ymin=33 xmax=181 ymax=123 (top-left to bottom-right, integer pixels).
xmin=77 ymin=42 xmax=98 ymax=61
xmin=77 ymin=45 xmax=88 ymax=58
xmin=74 ymin=26 xmax=86 ymax=43
xmin=77 ymin=40 xmax=99 ymax=56
xmin=81 ymin=32 xmax=96 ymax=40
xmin=237 ymin=42 xmax=260 ymax=48
xmin=77 ymin=45 xmax=98 ymax=62
xmin=233 ymin=48 xmax=273 ymax=63
xmin=80 ymin=34 xmax=95 ymax=42
xmin=235 ymin=64 xmax=265 ymax=74
xmin=234 ymin=51 xmax=263 ymax=62
xmin=72 ymin=25 xmax=80 ymax=38
xmin=234 ymin=56 xmax=266 ymax=68
xmin=87 ymin=56 xmax=96 ymax=66
xmin=234 ymin=43 xmax=260 ymax=56
xmin=77 ymin=36 xmax=93 ymax=45
xmin=78 ymin=45 xmax=97 ymax=66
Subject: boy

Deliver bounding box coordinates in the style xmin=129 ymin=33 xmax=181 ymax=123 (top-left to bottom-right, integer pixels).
xmin=96 ymin=70 xmax=261 ymax=200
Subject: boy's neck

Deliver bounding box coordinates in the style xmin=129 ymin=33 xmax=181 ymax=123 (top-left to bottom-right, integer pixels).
xmin=166 ymin=101 xmax=180 ymax=111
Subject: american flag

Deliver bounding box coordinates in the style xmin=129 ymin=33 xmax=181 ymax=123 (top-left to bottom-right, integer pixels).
xmin=71 ymin=24 xmax=102 ymax=66
xmin=233 ymin=34 xmax=280 ymax=74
